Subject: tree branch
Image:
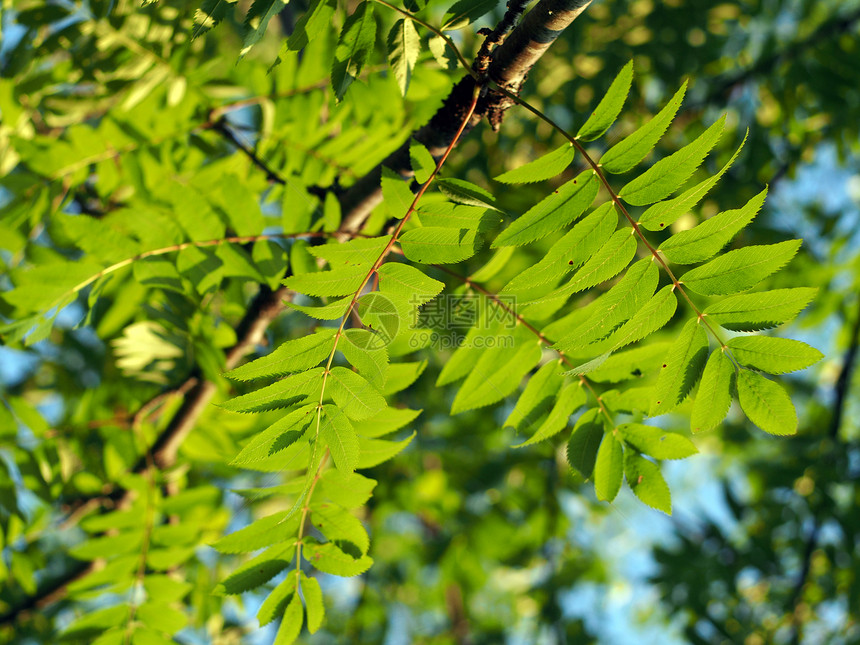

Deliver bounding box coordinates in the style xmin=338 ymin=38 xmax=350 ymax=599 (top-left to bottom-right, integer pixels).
xmin=337 ymin=0 xmax=594 ymax=233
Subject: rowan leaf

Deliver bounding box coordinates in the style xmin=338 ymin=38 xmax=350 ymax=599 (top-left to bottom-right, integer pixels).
xmin=331 ymin=2 xmax=376 ymax=101
xmin=542 ymin=229 xmax=637 ymax=301
xmin=504 ymin=360 xmax=565 ymax=432
xmin=218 ymin=544 xmax=293 ymax=594
xmin=577 ymin=61 xmax=634 ymax=142
xmin=309 ymin=236 xmax=391 ymax=268
xmin=213 ymin=511 xmax=300 ymax=554
xmin=273 ymin=592 xmax=303 ymax=645
xmin=659 ymin=189 xmax=766 ymax=264
xmin=624 ymin=453 xmax=671 ymax=514
xmin=566 ymin=409 xmax=604 ymax=479
xmin=599 ymin=81 xmax=687 ymax=174
xmin=728 ymin=336 xmax=823 ymax=374
xmin=387 ymin=18 xmax=420 ymax=96
xmin=287 ymin=296 xmax=352 ymax=320
xmin=639 ymin=132 xmax=748 ymax=231
xmin=619 ymin=116 xmax=725 ymax=206
xmin=241 ymin=0 xmax=288 ymax=57
xmin=377 ymin=262 xmax=444 ymax=304
xmin=381 ymin=167 xmax=415 ymax=219
xmin=704 ymin=287 xmax=817 ymax=331
xmin=353 ymin=406 xmax=421 ymax=438
xmin=221 ymin=368 xmax=323 ymax=413
xmin=312 ymin=502 xmax=369 ymax=554
xmin=399 ymin=227 xmax=480 ymax=264
xmin=518 ymin=383 xmax=586 ymax=447
xmin=680 ymin=240 xmax=802 ymax=296
xmin=650 ymin=318 xmax=709 ymax=416
xmin=502 ymin=202 xmax=616 ymax=294
xmin=409 ymin=139 xmax=435 ymax=184
xmin=555 ymin=259 xmax=659 ymax=353
xmin=257 ymin=574 xmax=296 ymax=627
xmin=356 ymin=432 xmax=415 ymax=468
xmin=492 ymin=171 xmax=598 ymax=247
xmin=441 ymin=0 xmax=497 ymax=30
xmin=617 ymin=423 xmax=698 ymax=460
xmin=691 ymin=349 xmax=734 ymax=433
xmin=494 ymin=144 xmax=576 ymax=184
xmin=307 ymin=541 xmax=373 ymax=576
xmin=736 ymin=369 xmax=797 ymax=435
xmin=436 ymin=178 xmax=499 ymax=210
xmin=287 ymin=0 xmax=335 ymax=50
xmin=319 ymin=404 xmax=360 ymax=472
xmin=594 ymin=433 xmax=623 ymax=502
xmin=225 ymin=329 xmax=336 ymax=381
xmin=327 ymin=367 xmax=385 ymax=421
xmin=301 ymin=573 xmax=325 ymax=634
xmin=283 ymin=266 xmax=369 ymax=297
xmin=606 ymin=285 xmax=678 ymax=352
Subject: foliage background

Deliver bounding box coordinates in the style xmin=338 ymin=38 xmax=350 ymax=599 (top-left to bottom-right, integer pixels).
xmin=1 ymin=0 xmax=859 ymax=643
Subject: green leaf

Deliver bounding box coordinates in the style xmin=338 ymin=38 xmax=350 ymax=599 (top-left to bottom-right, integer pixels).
xmin=331 ymin=2 xmax=376 ymax=101
xmin=436 ymin=178 xmax=499 ymax=210
xmin=218 ymin=544 xmax=293 ymax=594
xmin=309 ymin=236 xmax=391 ymax=268
xmin=542 ymin=229 xmax=637 ymax=301
xmin=301 ymin=573 xmax=325 ymax=633
xmin=492 ymin=171 xmax=598 ymax=247
xmin=387 ymin=19 xmax=420 ymax=96
xmin=594 ymin=432 xmax=623 ymax=502
xmin=353 ymin=406 xmax=422 ymax=438
xmin=319 ymin=404 xmax=360 ymax=472
xmin=356 ymin=432 xmax=415 ymax=468
xmin=221 ymin=369 xmax=323 ymax=413
xmin=287 ymin=0 xmax=335 ymax=51
xmin=577 ymin=61 xmax=634 ymax=141
xmin=599 ymin=81 xmax=687 ymax=174
xmin=143 ymin=575 xmax=193 ymax=604
xmin=225 ymin=329 xmax=336 ymax=381
xmin=736 ymin=369 xmax=797 ymax=436
xmin=307 ymin=541 xmax=373 ymax=576
xmin=451 ymin=334 xmax=543 ymax=414
xmin=504 ymin=360 xmax=565 ymax=431
xmin=502 ymin=202 xmax=616 ymax=294
xmin=624 ymin=453 xmax=671 ymax=514
xmin=728 ymin=336 xmax=823 ymax=374
xmin=356 ymin=432 xmax=415 ymax=469
xmin=409 ymin=139 xmax=436 ymax=184
xmin=650 ymin=319 xmax=709 ymax=416
xmin=399 ymin=227 xmax=480 ymax=264
xmin=241 ymin=0 xmax=288 ymax=57
xmin=691 ymin=349 xmax=734 ymax=433
xmin=679 ymin=240 xmax=802 ymax=296
xmin=586 ymin=342 xmax=670 ymax=383
xmin=566 ymin=409 xmax=604 ymax=479
xmin=616 ymin=423 xmax=698 ymax=460
xmin=704 ymin=287 xmax=818 ymax=331
xmin=428 ymin=34 xmax=458 ymax=70
xmin=283 ymin=266 xmax=369 ymax=297
xmin=381 ymin=167 xmax=415 ymax=219
xmin=639 ymin=132 xmax=748 ymax=231
xmin=494 ymin=144 xmax=576 ymax=184
xmin=60 ymin=605 xmax=128 ymax=640
xmin=257 ymin=574 xmax=296 ymax=627
xmin=340 ymin=330 xmax=389 ymax=386
xmin=441 ymin=0 xmax=497 ymax=30
xmin=381 ymin=360 xmax=426 ymax=395
xmin=213 ymin=511 xmax=300 ymax=554
xmin=515 ymin=383 xmax=585 ymax=447
xmin=229 ymin=404 xmax=313 ymax=467
xmin=470 ymin=246 xmax=515 ymax=282
xmin=377 ymin=262 xmax=444 ymax=305
xmin=312 ymin=502 xmax=369 ymax=553
xmin=417 ymin=203 xmax=499 ymax=231
xmin=273 ymin=592 xmax=303 ymax=645
xmin=135 ymin=602 xmax=188 ymax=634
xmin=318 ymin=470 xmax=377 ymax=508
xmin=555 ymin=259 xmax=659 ymax=353
xmin=192 ymin=0 xmax=238 ymax=38
xmin=659 ymin=189 xmax=766 ymax=264
xmin=287 ymin=296 xmax=353 ymax=320
xmin=619 ymin=116 xmax=725 ymax=206
xmin=606 ymin=285 xmax=678 ymax=352
xmin=328 ymin=367 xmax=386 ymax=420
